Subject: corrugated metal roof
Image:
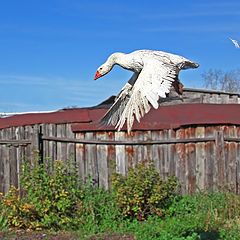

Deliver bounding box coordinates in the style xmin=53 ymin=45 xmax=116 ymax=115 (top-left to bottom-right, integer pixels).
xmin=72 ymin=104 xmax=240 ymax=132
xmin=0 ymin=109 xmax=90 ymax=129
xmin=1 ymin=103 xmax=240 ymax=131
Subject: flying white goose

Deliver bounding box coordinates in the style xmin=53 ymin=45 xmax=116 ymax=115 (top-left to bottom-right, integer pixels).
xmin=229 ymin=38 xmax=240 ymax=48
xmin=94 ymin=50 xmax=199 ymax=133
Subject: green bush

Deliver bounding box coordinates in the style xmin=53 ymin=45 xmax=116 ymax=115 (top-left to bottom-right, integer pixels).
xmin=2 ymin=160 xmax=83 ymax=230
xmin=0 ymin=192 xmax=8 ymax=231
xmin=112 ymin=162 xmax=178 ymax=221
xmin=163 ymin=192 xmax=240 ymax=240
xmin=114 ymin=192 xmax=240 ymax=240
xmin=168 ymin=192 xmax=240 ymax=230
xmin=77 ymin=180 xmax=121 ymax=236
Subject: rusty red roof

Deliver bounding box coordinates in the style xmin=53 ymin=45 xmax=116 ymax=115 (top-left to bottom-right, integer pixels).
xmin=0 ymin=109 xmax=91 ymax=129
xmin=1 ymin=104 xmax=240 ymax=131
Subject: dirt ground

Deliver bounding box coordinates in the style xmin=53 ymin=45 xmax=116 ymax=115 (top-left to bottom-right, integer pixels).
xmin=0 ymin=231 xmax=135 ymax=240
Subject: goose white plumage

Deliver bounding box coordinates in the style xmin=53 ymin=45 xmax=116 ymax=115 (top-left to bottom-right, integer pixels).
xmin=229 ymin=38 xmax=240 ymax=48
xmin=94 ymin=50 xmax=199 ymax=133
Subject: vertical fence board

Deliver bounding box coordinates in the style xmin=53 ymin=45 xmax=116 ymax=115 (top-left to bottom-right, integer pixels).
xmin=24 ymin=126 xmax=32 ymax=165
xmin=132 ymin=131 xmax=141 ymax=167
xmin=125 ymin=132 xmax=134 ymax=171
xmin=205 ymin=126 xmax=215 ymax=191
xmin=195 ymin=127 xmax=205 ymax=190
xmin=144 ymin=131 xmax=152 ymax=162
xmin=66 ymin=124 xmax=75 ymax=162
xmin=158 ymin=131 xmax=165 ymax=177
xmin=107 ymin=132 xmax=115 ymax=188
xmin=215 ymin=130 xmax=226 ymax=189
xmin=15 ymin=126 xmax=25 ymax=189
xmin=2 ymin=128 xmax=10 ymax=193
xmin=85 ymin=132 xmax=98 ymax=183
xmin=168 ymin=129 xmax=176 ymax=176
xmin=115 ymin=131 xmax=126 ymax=175
xmin=47 ymin=124 xmax=57 ymax=166
xmin=185 ymin=127 xmax=196 ymax=194
xmin=152 ymin=131 xmax=161 ymax=173
xmin=42 ymin=124 xmax=49 ymax=162
xmin=137 ymin=131 xmax=145 ymax=165
xmin=227 ymin=126 xmax=237 ymax=192
xmin=162 ymin=130 xmax=169 ymax=179
xmin=76 ymin=132 xmax=85 ymax=181
xmin=236 ymin=128 xmax=240 ymax=194
xmin=176 ymin=128 xmax=186 ymax=194
xmin=96 ymin=132 xmax=108 ymax=189
xmin=0 ymin=130 xmax=4 ymax=193
xmin=56 ymin=124 xmax=67 ymax=162
xmin=9 ymin=127 xmax=18 ymax=188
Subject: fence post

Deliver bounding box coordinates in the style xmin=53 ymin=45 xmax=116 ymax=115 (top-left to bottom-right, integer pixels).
xmin=38 ymin=126 xmax=43 ymax=164
xmin=31 ymin=126 xmax=43 ymax=164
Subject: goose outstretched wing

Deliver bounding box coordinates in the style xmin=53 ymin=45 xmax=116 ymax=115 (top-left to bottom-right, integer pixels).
xmin=102 ymin=58 xmax=180 ymax=132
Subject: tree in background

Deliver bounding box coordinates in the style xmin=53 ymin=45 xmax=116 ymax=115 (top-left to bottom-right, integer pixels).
xmin=202 ymin=69 xmax=240 ymax=93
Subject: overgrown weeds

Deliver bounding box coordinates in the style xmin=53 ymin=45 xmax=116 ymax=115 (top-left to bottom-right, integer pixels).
xmin=0 ymin=160 xmax=240 ymax=240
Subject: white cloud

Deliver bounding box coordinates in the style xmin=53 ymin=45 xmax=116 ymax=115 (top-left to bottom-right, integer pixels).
xmin=0 ymin=75 xmax=49 ymax=85
xmin=143 ymin=24 xmax=240 ymax=33
xmin=0 ymin=74 xmax=119 ymax=111
xmin=142 ymin=10 xmax=240 ymax=19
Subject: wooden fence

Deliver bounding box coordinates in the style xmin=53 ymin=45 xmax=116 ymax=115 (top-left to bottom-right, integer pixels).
xmin=1 ymin=123 xmax=240 ymax=195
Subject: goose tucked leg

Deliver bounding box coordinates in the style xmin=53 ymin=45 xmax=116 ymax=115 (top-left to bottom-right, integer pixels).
xmin=172 ymin=80 xmax=184 ymax=95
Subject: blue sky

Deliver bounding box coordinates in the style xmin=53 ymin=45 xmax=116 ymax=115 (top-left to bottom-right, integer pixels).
xmin=0 ymin=0 xmax=239 ymax=112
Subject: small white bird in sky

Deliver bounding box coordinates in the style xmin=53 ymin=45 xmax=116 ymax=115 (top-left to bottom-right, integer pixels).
xmin=94 ymin=50 xmax=199 ymax=133
xmin=229 ymin=38 xmax=240 ymax=48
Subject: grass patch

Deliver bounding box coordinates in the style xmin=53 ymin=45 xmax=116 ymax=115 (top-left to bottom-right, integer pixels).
xmin=0 ymin=161 xmax=240 ymax=239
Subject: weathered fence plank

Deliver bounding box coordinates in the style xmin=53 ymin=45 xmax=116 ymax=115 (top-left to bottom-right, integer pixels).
xmin=76 ymin=132 xmax=85 ymax=181
xmin=57 ymin=124 xmax=67 ymax=162
xmin=115 ymin=131 xmax=126 ymax=175
xmin=66 ymin=124 xmax=75 ymax=162
xmin=215 ymin=130 xmax=226 ymax=189
xmin=205 ymin=126 xmax=215 ymax=191
xmin=3 ymin=128 xmax=10 ymax=193
xmin=9 ymin=127 xmax=17 ymax=188
xmin=152 ymin=130 xmax=161 ymax=173
xmin=85 ymin=132 xmax=98 ymax=183
xmin=96 ymin=132 xmax=108 ymax=189
xmin=195 ymin=126 xmax=205 ymax=190
xmin=106 ymin=132 xmax=115 ymax=188
xmin=185 ymin=127 xmax=196 ymax=194
xmin=125 ymin=132 xmax=133 ymax=171
xmin=176 ymin=128 xmax=186 ymax=194
xmin=0 ymin=130 xmax=4 ymax=193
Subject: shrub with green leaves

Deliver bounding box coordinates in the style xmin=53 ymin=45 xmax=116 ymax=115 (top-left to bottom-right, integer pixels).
xmin=112 ymin=162 xmax=178 ymax=220
xmin=2 ymin=160 xmax=83 ymax=230
xmin=0 ymin=192 xmax=8 ymax=231
xmin=77 ymin=180 xmax=121 ymax=236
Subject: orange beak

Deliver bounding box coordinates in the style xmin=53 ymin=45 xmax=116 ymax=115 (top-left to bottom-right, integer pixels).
xmin=94 ymin=71 xmax=102 ymax=80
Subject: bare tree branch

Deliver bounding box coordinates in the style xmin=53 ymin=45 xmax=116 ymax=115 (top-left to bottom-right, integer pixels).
xmin=202 ymin=69 xmax=240 ymax=93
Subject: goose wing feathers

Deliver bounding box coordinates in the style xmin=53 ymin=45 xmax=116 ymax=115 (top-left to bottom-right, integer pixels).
xmin=101 ymin=58 xmax=179 ymax=132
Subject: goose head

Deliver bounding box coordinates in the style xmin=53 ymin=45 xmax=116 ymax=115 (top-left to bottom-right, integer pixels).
xmin=94 ymin=60 xmax=115 ymax=80
xmin=94 ymin=53 xmax=122 ymax=80
xmin=94 ymin=64 xmax=112 ymax=80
